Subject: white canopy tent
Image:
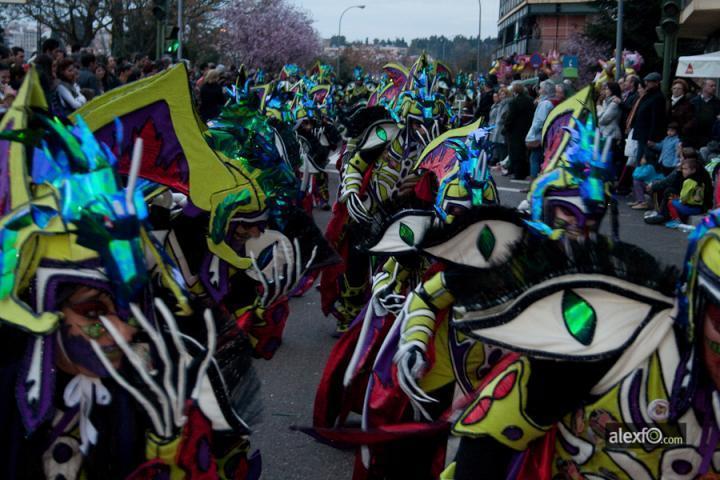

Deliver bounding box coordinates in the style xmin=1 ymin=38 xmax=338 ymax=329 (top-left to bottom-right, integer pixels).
xmin=676 ymin=51 xmax=720 ymax=78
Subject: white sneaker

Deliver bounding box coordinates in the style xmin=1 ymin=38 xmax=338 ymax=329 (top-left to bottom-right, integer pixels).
xmin=644 ymin=211 xmax=658 ymax=219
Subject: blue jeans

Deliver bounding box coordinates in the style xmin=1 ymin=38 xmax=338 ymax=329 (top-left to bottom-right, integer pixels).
xmin=529 ymin=147 xmax=543 ymax=179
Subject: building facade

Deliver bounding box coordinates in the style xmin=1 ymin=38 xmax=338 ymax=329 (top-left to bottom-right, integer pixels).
xmin=496 ymin=0 xmax=597 ymax=57
xmin=678 ymin=0 xmax=720 ymax=53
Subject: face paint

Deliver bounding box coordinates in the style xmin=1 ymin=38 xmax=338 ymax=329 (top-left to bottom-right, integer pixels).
xmin=59 ymin=325 xmax=112 ymax=377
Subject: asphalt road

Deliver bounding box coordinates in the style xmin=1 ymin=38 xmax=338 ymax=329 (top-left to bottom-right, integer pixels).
xmin=251 ymin=169 xmax=691 ymax=479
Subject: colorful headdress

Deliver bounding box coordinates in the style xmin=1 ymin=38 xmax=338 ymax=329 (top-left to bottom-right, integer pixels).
xmin=678 ymin=209 xmax=720 ymax=341
xmin=72 ymin=64 xmax=267 ymax=271
xmin=528 ymin=117 xmax=615 ymax=239
xmin=0 ymin=69 xmax=188 ymax=335
xmin=414 ymin=120 xmax=498 ymax=224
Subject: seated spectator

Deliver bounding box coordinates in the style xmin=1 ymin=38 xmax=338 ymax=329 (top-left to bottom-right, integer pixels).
xmin=647 ymin=121 xmax=680 ymax=176
xmin=665 ymin=156 xmax=714 ymax=226
xmin=629 ymin=154 xmax=664 ymax=209
xmin=645 ymin=152 xmax=713 ymax=226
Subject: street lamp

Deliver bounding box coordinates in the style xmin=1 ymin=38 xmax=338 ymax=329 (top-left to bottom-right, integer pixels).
xmin=476 ymin=0 xmax=482 ymax=79
xmin=337 ymin=5 xmax=365 ymax=81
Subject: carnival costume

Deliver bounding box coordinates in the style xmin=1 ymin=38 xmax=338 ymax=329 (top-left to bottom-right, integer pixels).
xmin=321 ymin=55 xmax=450 ymax=334
xmin=0 ymin=68 xmax=261 ymax=479
xmin=309 ymin=120 xmax=499 ymax=479
xmin=72 ymin=64 xmax=337 ymax=360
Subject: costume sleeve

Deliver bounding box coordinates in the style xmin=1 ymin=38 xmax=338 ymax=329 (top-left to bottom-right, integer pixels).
xmin=399 ymin=272 xmax=454 ymax=350
xmin=339 ymin=151 xmax=369 ymax=201
xmin=371 ymin=257 xmax=412 ymax=296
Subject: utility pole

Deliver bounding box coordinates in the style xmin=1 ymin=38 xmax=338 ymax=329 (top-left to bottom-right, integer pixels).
xmin=657 ymin=0 xmax=681 ymax=94
xmin=477 ymin=0 xmax=482 ymax=77
xmin=177 ymin=0 xmax=183 ymax=59
xmin=336 ymin=5 xmax=365 ymax=81
xmin=614 ymin=0 xmax=623 ymax=81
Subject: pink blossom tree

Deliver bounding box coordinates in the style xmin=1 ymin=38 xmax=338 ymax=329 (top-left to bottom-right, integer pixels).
xmin=219 ymin=0 xmax=322 ymax=71
xmin=564 ymin=31 xmax=612 ymax=85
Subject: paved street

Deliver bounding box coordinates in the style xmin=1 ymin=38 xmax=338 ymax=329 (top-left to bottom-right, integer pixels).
xmin=252 ymin=169 xmax=690 ymax=479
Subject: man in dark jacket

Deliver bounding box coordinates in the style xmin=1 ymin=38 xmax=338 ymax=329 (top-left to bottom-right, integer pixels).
xmin=504 ymin=82 xmax=534 ymax=180
xmin=688 ymin=79 xmax=720 ymax=148
xmin=630 ymin=72 xmax=666 ymax=164
xmin=78 ymin=52 xmax=100 ymax=96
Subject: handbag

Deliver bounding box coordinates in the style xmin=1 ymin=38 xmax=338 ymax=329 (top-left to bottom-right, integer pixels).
xmin=624 ymin=128 xmax=638 ymax=162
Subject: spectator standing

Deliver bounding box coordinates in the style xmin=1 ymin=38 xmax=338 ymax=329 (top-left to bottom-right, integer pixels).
xmin=669 ymin=79 xmax=693 ymax=140
xmin=489 ymin=86 xmax=511 ymax=165
xmin=95 ymin=64 xmax=108 ymax=95
xmin=0 ymin=63 xmax=16 ymax=117
xmin=41 ymin=38 xmax=62 ymax=60
xmin=198 ymin=69 xmax=225 ymax=121
xmin=54 ymin=58 xmax=87 ymax=115
xmin=553 ymin=83 xmax=566 ymax=106
xmin=11 ymin=47 xmax=25 ymax=66
xmin=116 ymin=63 xmax=134 ymax=86
xmin=621 ymin=75 xmax=640 ymax=134
xmin=599 ymin=81 xmax=623 ymax=175
xmin=630 ymin=72 xmax=667 ymax=165
xmin=476 ymin=83 xmax=494 ymax=124
xmin=688 ymin=79 xmax=720 ymax=148
xmin=598 ymin=82 xmax=623 ymax=140
xmin=525 ymin=80 xmax=555 ymax=178
xmin=504 ymin=82 xmax=534 ymax=180
xmin=78 ymin=53 xmax=100 ymax=96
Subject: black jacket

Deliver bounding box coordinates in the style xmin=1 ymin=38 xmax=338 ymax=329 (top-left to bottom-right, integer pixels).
xmin=631 ymin=86 xmax=666 ymax=143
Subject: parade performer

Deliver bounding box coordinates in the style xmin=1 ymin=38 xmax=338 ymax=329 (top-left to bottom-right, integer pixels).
xmin=0 ymin=69 xmax=261 ymax=479
xmin=321 ymin=55 xmax=449 ymax=334
xmin=309 ymin=123 xmax=499 ymax=480
xmin=73 ymin=64 xmax=337 ymax=360
xmin=442 ymin=211 xmax=720 ymax=480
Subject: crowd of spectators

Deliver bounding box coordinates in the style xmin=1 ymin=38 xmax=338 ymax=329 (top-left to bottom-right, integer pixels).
xmin=484 ymin=70 xmax=720 ymax=229
xmin=0 ymin=38 xmax=238 ymax=122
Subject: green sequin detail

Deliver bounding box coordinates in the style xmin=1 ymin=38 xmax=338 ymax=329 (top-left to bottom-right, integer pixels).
xmin=477 ymin=225 xmax=496 ymax=261
xmin=399 ymin=222 xmax=414 ymax=246
xmin=375 ymin=126 xmax=387 ymax=142
xmin=562 ymin=290 xmax=596 ymax=346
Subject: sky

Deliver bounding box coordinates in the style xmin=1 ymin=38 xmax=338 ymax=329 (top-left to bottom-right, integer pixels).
xmin=291 ymin=0 xmax=500 ymax=42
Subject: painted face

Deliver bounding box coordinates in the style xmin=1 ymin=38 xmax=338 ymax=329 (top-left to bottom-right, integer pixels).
xmin=702 ymin=302 xmax=720 ymax=390
xmin=57 ymin=286 xmax=138 ymax=377
xmin=551 ymin=205 xmax=597 ymax=241
xmin=229 ymin=221 xmax=264 ymax=251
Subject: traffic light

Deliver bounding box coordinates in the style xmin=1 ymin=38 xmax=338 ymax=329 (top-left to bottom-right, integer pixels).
xmin=165 ymin=26 xmax=179 ymax=55
xmin=152 ymin=0 xmax=166 ymax=21
xmin=660 ymin=0 xmax=681 ymax=34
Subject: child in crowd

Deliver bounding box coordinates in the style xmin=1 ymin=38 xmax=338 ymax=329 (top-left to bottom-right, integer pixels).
xmin=665 ymin=156 xmax=714 ymax=227
xmin=629 ymin=154 xmax=664 ymax=209
xmin=645 ymin=153 xmax=712 ymax=228
xmin=646 ymin=122 xmax=680 ymax=176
